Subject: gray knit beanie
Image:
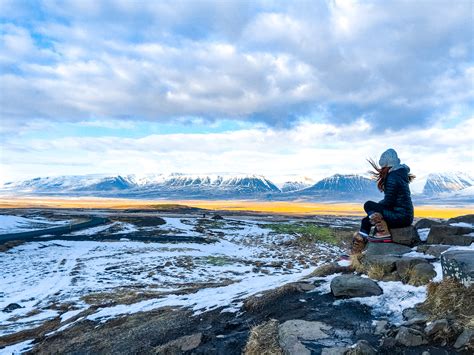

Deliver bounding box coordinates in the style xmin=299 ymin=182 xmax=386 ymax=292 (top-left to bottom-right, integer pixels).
xmin=379 ymin=148 xmax=400 ymax=168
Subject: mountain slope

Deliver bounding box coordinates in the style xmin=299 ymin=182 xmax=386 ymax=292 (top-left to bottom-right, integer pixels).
xmin=422 ymin=172 xmax=474 ymax=196
xmin=287 ymin=174 xmax=380 ymax=201
xmin=1 ymin=173 xmax=281 ymax=198
xmin=280 ymin=177 xmax=315 ymax=192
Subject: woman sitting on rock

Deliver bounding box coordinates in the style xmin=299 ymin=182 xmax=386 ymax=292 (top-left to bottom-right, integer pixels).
xmin=352 ymin=148 xmax=415 ymax=253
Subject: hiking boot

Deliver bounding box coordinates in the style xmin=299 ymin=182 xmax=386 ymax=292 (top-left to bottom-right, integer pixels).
xmin=368 ymin=219 xmax=392 ymax=243
xmin=369 ymin=212 xmax=384 ymax=225
xmin=351 ymin=231 xmax=368 ymax=254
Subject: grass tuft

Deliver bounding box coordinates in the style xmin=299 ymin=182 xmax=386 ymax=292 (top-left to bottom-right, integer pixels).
xmin=265 ymin=223 xmax=337 ymax=245
xmin=367 ymin=263 xmax=386 ymax=280
xmin=420 ymin=278 xmax=474 ymax=327
xmin=350 ymin=253 xmax=366 ymax=274
xmin=244 ymin=319 xmax=283 ymax=355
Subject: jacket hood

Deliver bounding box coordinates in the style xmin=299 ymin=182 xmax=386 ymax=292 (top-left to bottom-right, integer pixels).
xmin=390 ymin=163 xmax=410 ymax=173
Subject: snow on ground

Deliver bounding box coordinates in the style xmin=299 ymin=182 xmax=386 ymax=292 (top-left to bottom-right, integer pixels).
xmin=334 ymin=281 xmax=427 ymax=325
xmin=442 ymin=243 xmax=474 ymax=252
xmin=65 ymin=222 xmax=117 ymax=236
xmin=0 ymin=340 xmax=34 ymax=354
xmin=160 ymin=217 xmax=202 ymax=236
xmin=432 ymin=262 xmax=443 ymax=282
xmin=87 ymin=267 xmax=315 ymax=321
xmin=450 ymin=222 xmax=473 ymax=228
xmin=0 ymin=216 xmax=342 ymax=340
xmin=0 ymin=215 xmax=72 ymax=234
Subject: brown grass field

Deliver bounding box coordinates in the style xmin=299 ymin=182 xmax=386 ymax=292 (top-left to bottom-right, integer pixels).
xmin=0 ymin=196 xmax=472 ymax=218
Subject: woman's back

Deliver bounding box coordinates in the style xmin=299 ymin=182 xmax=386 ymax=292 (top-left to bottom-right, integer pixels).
xmin=381 ymin=166 xmax=414 ymax=227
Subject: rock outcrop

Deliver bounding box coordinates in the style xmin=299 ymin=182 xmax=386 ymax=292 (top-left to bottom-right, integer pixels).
xmin=441 ymin=250 xmax=474 ymax=286
xmin=330 ymin=275 xmax=383 ymax=297
xmin=427 ymin=225 xmax=473 ymax=245
xmin=390 ymin=226 xmax=420 ymax=246
xmin=278 ymin=320 xmax=331 ymax=355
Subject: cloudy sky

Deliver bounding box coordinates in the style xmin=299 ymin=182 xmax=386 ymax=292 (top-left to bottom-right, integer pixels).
xmin=0 ymin=0 xmax=472 ymax=188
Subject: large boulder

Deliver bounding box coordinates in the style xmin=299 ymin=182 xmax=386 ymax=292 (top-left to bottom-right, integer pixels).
xmin=345 ymin=340 xmax=376 ymax=355
xmin=153 ymin=333 xmax=202 ymax=353
xmin=447 ymin=214 xmax=474 ymax=225
xmin=427 ymin=225 xmax=473 ymax=246
xmin=278 ymin=320 xmax=331 ymax=355
xmin=441 ymin=250 xmax=474 ymax=286
xmin=363 ymin=255 xmax=400 ymax=274
xmin=395 ymin=258 xmax=428 ymax=279
xmin=415 ymin=218 xmax=443 ymax=230
xmin=307 ymin=262 xmax=352 ymax=278
xmin=330 ymin=275 xmax=383 ymax=297
xmin=364 ymin=243 xmax=412 ymax=257
xmin=395 ymin=326 xmax=428 ymax=347
xmin=408 ymin=263 xmax=436 ymax=286
xmin=424 ymin=319 xmax=449 ymax=337
xmin=391 ymin=226 xmax=420 ymax=246
xmin=416 ymin=244 xmax=450 ymax=258
xmin=454 ymin=329 xmax=474 ymax=350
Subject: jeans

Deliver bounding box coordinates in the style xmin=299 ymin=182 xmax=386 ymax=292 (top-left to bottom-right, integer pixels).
xmin=360 ymin=201 xmax=384 ymax=236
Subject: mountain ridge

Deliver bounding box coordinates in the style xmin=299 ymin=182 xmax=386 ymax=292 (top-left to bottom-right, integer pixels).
xmin=2 ymin=172 xmax=473 ymax=202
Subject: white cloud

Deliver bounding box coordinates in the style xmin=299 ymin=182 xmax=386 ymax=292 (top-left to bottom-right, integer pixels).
xmin=1 ymin=118 xmax=472 ymax=187
xmin=0 ymin=0 xmax=472 ymax=130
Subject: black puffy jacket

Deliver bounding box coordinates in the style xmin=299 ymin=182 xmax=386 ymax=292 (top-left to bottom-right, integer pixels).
xmin=379 ymin=166 xmax=414 ymax=228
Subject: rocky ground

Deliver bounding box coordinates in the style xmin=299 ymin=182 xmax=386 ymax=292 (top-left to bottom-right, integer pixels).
xmin=0 ymin=209 xmax=473 ymax=354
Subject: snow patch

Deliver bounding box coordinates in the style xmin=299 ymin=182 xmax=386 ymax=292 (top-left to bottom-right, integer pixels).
xmin=417 ymin=228 xmax=430 ymax=242
xmin=335 ymin=281 xmax=427 ymax=324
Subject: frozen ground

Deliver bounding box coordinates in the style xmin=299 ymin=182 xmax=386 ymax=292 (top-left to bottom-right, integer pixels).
xmin=0 ymin=215 xmax=73 ymax=234
xmin=0 ymin=213 xmax=342 ymax=341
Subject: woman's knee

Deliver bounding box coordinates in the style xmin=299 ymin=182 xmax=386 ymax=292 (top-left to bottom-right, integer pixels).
xmin=364 ymin=201 xmax=377 ymax=213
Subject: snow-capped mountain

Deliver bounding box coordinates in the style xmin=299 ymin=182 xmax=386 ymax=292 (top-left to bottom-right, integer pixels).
xmin=280 ymin=177 xmax=315 ymax=192
xmin=1 ymin=173 xmax=280 ymax=198
xmin=422 ymin=172 xmax=474 ymax=196
xmin=305 ymin=174 xmax=378 ymax=193
xmin=1 ymin=174 xmax=135 ymax=192
xmin=287 ymin=174 xmax=381 ymax=201
xmin=3 ymin=171 xmax=472 ymax=202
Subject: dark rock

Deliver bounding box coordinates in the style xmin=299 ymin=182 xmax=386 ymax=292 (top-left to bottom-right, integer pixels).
xmin=364 ymin=243 xmax=412 ymax=257
xmin=212 ymin=214 xmax=224 ymax=220
xmin=374 ymin=320 xmax=389 ymax=335
xmin=308 ymin=262 xmax=351 ymax=277
xmin=425 ymin=319 xmax=449 ymax=337
xmin=403 ymin=317 xmax=428 ymax=326
xmin=415 ymin=218 xmax=443 ymax=230
xmin=441 ymin=250 xmax=474 ymax=286
xmin=427 ymin=225 xmax=473 ymax=246
xmin=379 ymin=337 xmax=397 ymax=349
xmin=345 ymin=340 xmax=376 ymax=355
xmin=278 ymin=320 xmax=331 ymax=355
xmin=363 ymin=255 xmax=400 ymax=274
xmin=396 ymin=257 xmax=428 ymax=279
xmin=395 ymin=326 xmax=428 ymax=346
xmin=391 ymin=226 xmax=420 ymax=246
xmin=321 ymin=347 xmax=347 ymax=355
xmin=402 ymin=308 xmax=428 ymax=322
xmin=154 ymin=333 xmax=202 ymax=353
xmin=408 ymin=263 xmax=436 ymax=286
xmin=289 ymin=281 xmax=316 ymax=292
xmin=330 ymin=275 xmax=383 ymax=298
xmin=382 ymin=271 xmax=401 ymax=282
xmin=454 ymin=328 xmax=474 ymax=350
xmin=417 ymin=245 xmax=450 ymax=258
xmin=2 ymin=303 xmax=23 ymax=313
xmin=447 ymin=214 xmax=474 ymax=225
